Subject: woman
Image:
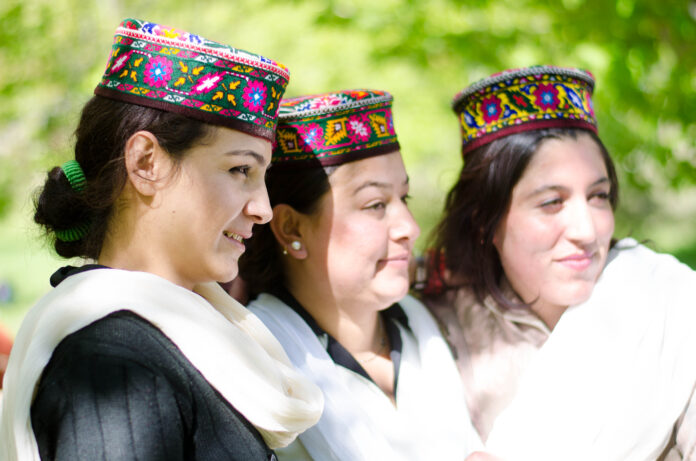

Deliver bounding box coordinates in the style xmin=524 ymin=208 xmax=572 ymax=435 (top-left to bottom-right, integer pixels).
xmin=0 ymin=18 xmax=322 ymax=461
xmin=240 ymin=89 xmax=482 ymax=460
xmin=420 ymin=66 xmax=696 ymax=460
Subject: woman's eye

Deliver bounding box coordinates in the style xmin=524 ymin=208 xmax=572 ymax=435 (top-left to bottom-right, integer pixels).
xmin=366 ymin=202 xmax=386 ymax=211
xmin=401 ymin=194 xmax=411 ymax=204
xmin=590 ymin=191 xmax=610 ymax=202
xmin=229 ymin=165 xmax=250 ymax=177
xmin=540 ymin=198 xmax=562 ymax=208
xmin=538 ymin=197 xmax=564 ymax=213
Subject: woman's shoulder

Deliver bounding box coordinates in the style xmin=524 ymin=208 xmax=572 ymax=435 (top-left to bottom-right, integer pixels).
xmin=31 ymin=310 xmax=274 ymax=460
xmin=610 ymin=238 xmax=693 ymax=272
xmin=603 ymin=238 xmax=696 ymax=299
xmin=39 ymin=310 xmax=194 ymax=392
xmin=415 ymin=284 xmax=486 ymax=332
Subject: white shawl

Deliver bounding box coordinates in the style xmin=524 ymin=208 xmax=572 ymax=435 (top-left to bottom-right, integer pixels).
xmin=486 ymin=239 xmax=696 ymax=460
xmin=0 ymin=268 xmax=323 ymax=461
xmin=249 ymin=293 xmax=483 ymax=461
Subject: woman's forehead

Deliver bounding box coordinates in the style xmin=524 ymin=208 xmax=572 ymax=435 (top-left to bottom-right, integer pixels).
xmin=328 ymin=152 xmax=407 ymax=191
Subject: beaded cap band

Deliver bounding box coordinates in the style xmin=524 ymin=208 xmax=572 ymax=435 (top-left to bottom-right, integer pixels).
xmin=452 ymin=66 xmax=597 ymax=155
xmin=95 ymin=18 xmax=290 ymax=141
xmin=56 ymin=160 xmax=90 ymax=242
xmin=272 ymin=89 xmax=400 ymax=169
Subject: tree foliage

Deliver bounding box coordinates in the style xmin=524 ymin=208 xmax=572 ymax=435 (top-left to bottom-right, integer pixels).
xmin=1 ymin=0 xmax=694 ymax=249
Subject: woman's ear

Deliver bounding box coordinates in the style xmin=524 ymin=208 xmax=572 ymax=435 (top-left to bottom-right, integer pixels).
xmin=124 ymin=130 xmax=174 ymax=197
xmin=270 ymin=204 xmax=308 ymax=259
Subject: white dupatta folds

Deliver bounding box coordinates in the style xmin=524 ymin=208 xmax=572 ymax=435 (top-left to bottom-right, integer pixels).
xmin=249 ymin=294 xmax=483 ymax=461
xmin=0 ymin=268 xmax=323 ymax=461
xmin=486 ymin=239 xmax=696 ymax=460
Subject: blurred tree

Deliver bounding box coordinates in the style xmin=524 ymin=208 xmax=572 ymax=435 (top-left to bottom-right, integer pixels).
xmin=1 ymin=0 xmax=694 ymax=252
xmin=307 ymin=0 xmax=696 ymax=239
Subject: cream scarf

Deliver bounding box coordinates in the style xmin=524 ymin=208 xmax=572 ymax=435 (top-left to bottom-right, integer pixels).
xmin=486 ymin=239 xmax=696 ymax=460
xmin=0 ymin=268 xmax=323 ymax=461
xmin=249 ymin=293 xmax=483 ymax=460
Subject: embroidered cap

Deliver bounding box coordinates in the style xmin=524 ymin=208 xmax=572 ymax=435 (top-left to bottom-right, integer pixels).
xmin=272 ymin=89 xmax=400 ymax=168
xmin=95 ymin=18 xmax=290 ymax=141
xmin=452 ymin=66 xmax=597 ymax=155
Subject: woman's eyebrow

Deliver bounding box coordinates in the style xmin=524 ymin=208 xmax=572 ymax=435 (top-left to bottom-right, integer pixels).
xmin=526 ymin=177 xmax=610 ymax=198
xmin=353 ymin=175 xmax=409 ymax=194
xmin=353 ymin=180 xmax=392 ymax=194
xmin=224 ymin=149 xmax=267 ymax=166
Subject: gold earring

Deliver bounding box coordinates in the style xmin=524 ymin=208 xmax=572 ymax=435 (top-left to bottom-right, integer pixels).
xmin=282 ymin=247 xmax=288 ymax=255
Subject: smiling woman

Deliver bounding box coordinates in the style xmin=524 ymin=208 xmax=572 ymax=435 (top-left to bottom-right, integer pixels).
xmin=419 ymin=66 xmax=696 ymax=460
xmin=98 ymin=128 xmax=273 ymax=290
xmin=240 ymin=89 xmax=483 ymax=460
xmin=493 ymin=133 xmax=615 ymax=329
xmin=0 ymin=18 xmax=322 ymax=461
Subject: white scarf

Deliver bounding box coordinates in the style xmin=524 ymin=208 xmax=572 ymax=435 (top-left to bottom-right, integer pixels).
xmin=249 ymin=293 xmax=483 ymax=460
xmin=486 ymin=239 xmax=696 ymax=460
xmin=0 ymin=268 xmax=324 ymax=461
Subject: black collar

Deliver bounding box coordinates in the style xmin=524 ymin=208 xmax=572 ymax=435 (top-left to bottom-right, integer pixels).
xmin=50 ymin=264 xmax=108 ymax=287
xmin=272 ymin=287 xmax=411 ymax=391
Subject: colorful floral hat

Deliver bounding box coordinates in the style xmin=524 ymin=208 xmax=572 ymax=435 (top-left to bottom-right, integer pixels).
xmin=95 ymin=18 xmax=290 ymax=141
xmin=452 ymin=66 xmax=597 ymax=155
xmin=272 ymin=89 xmax=400 ymax=168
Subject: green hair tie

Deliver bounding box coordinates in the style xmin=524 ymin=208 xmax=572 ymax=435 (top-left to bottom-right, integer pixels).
xmin=55 ymin=221 xmax=91 ymax=243
xmin=56 ymin=160 xmax=89 ymax=242
xmin=61 ymin=159 xmax=87 ymax=192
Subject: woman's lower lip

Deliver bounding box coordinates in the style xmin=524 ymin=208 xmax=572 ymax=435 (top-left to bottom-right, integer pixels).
xmin=559 ymin=257 xmax=592 ymax=271
xmin=380 ymin=258 xmax=409 ymax=267
xmin=224 ymin=234 xmax=245 ymax=251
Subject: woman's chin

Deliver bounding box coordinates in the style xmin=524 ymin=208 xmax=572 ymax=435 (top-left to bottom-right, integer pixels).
xmin=374 ymin=279 xmax=410 ymax=307
xmin=555 ymin=283 xmax=597 ymax=307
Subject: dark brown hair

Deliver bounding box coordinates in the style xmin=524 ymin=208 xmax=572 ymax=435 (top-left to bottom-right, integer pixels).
xmin=430 ymin=127 xmax=619 ymax=309
xmin=34 ymin=95 xmax=210 ymax=260
xmin=239 ymin=164 xmax=336 ymax=298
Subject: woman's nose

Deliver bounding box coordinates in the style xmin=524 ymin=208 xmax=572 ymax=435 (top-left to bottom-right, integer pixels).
xmin=246 ymin=184 xmax=273 ymax=225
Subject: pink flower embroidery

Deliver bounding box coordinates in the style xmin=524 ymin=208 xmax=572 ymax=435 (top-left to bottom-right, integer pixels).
xmin=297 ymin=123 xmax=324 ymax=152
xmin=481 ymin=95 xmax=502 ymax=123
xmin=309 ymin=94 xmax=347 ymax=110
xmin=143 ymin=56 xmax=173 ymax=88
xmin=535 ymin=83 xmax=559 ymax=110
xmin=347 ymin=115 xmax=370 ymax=142
xmin=243 ymin=80 xmax=267 ymax=113
xmin=191 ymin=72 xmax=225 ymax=95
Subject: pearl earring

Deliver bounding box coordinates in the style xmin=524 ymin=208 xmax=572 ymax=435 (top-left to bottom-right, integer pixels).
xmin=290 ymin=240 xmax=302 ymax=251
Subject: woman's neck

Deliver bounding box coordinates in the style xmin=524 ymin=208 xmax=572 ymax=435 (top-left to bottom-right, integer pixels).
xmin=530 ymin=302 xmax=568 ymax=331
xmin=98 ymin=214 xmax=194 ymax=291
xmin=286 ymin=280 xmax=396 ymax=403
xmin=287 ymin=282 xmax=383 ymax=355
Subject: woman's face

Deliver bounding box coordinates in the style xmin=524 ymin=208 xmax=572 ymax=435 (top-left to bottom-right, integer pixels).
xmin=157 ymin=126 xmax=272 ymax=288
xmin=493 ymin=133 xmax=615 ymax=317
xmin=301 ymin=151 xmax=420 ymax=310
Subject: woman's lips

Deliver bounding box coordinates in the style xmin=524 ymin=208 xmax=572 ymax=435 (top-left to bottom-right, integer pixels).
xmin=557 ymin=252 xmax=594 ymax=271
xmin=378 ymin=254 xmax=410 ymax=268
xmin=223 ymin=230 xmax=248 ymax=250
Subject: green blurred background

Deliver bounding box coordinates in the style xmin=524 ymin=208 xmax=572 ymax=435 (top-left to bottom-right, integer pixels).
xmin=1 ymin=0 xmax=695 ymax=334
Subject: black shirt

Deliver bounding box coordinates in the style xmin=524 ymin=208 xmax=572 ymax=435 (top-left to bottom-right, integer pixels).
xmin=31 ymin=266 xmax=276 ymax=461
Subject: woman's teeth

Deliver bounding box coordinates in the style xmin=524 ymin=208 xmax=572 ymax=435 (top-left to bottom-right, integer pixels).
xmin=223 ymin=231 xmax=243 ymax=242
